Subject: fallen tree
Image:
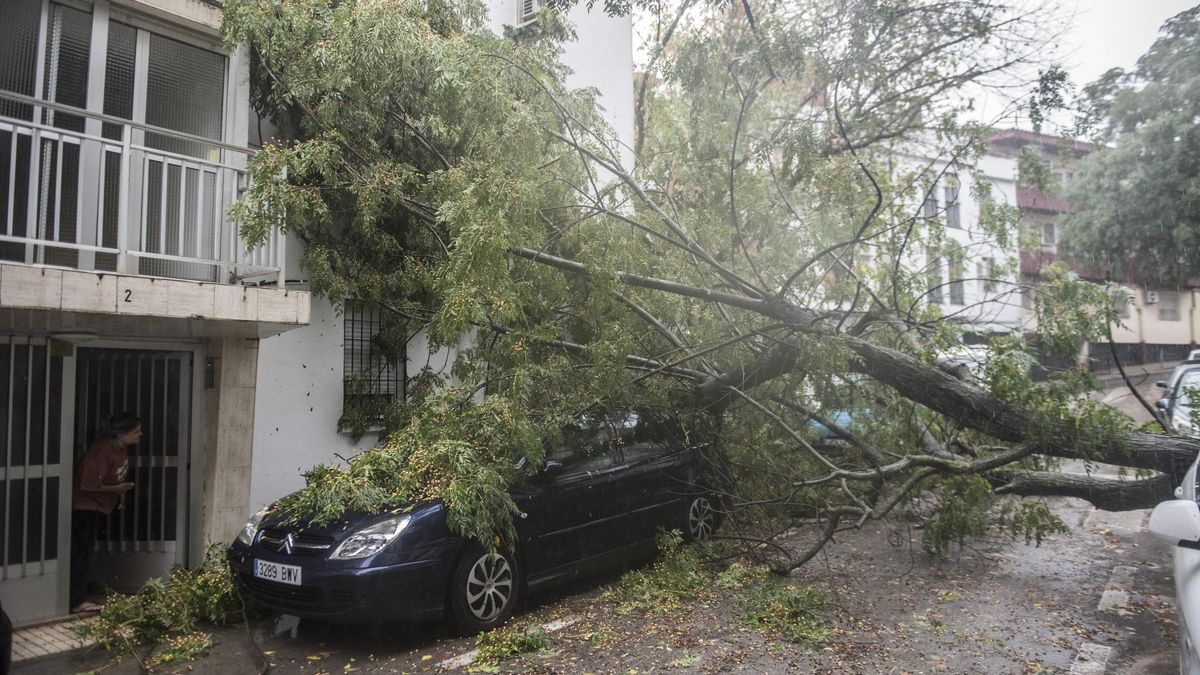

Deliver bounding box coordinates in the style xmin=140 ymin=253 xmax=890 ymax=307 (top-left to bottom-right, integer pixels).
xmin=224 ymin=0 xmax=1198 ymax=569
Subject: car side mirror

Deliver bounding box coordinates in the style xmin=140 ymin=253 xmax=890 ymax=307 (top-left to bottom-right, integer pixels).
xmin=1148 ymin=499 xmax=1200 ymax=549
xmin=1157 ymin=399 xmax=1169 ymax=410
xmin=540 ymin=459 xmax=564 ymax=478
xmin=1156 ymin=380 xmax=1169 ymax=389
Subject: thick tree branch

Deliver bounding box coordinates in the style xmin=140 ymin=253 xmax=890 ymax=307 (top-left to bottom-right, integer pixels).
xmin=995 ymin=471 xmax=1174 ymax=511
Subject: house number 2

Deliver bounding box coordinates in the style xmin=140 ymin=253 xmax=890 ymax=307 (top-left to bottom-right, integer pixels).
xmin=124 ymin=289 xmax=132 ymax=302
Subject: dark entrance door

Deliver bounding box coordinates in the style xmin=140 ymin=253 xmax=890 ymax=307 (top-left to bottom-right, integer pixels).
xmin=74 ymin=348 xmax=192 ymax=593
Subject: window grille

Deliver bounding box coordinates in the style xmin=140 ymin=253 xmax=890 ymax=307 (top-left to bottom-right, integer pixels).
xmin=1158 ymin=292 xmax=1181 ymax=322
xmin=922 ymin=185 xmax=938 ymax=220
xmin=343 ymin=300 xmax=405 ymax=415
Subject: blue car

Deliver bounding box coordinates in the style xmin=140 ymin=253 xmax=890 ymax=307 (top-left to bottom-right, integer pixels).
xmin=228 ymin=409 xmax=723 ymax=632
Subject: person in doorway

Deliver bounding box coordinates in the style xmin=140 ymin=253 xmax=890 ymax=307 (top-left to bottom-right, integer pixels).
xmin=70 ymin=412 xmax=140 ymax=613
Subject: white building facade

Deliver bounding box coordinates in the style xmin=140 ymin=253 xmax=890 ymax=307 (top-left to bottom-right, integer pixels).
xmin=890 ymin=143 xmax=1023 ymax=341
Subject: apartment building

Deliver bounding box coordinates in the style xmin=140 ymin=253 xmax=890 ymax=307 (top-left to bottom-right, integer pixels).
xmin=988 ymin=130 xmax=1200 ymax=372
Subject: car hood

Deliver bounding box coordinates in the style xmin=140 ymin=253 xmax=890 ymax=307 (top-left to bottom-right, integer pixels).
xmin=257 ymin=500 xmax=438 ymax=540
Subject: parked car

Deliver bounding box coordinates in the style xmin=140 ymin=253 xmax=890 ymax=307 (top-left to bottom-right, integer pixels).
xmin=228 ymin=408 xmax=723 ymax=632
xmin=1156 ymin=363 xmax=1200 ymax=433
xmin=1148 ymin=451 xmax=1200 ymax=674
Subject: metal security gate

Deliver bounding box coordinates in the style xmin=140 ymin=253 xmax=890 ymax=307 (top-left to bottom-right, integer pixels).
xmin=75 ymin=348 xmax=191 ymax=594
xmin=0 ymin=336 xmax=71 ymax=625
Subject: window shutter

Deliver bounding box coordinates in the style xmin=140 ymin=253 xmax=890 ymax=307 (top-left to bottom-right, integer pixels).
xmin=517 ymin=0 xmax=539 ymax=25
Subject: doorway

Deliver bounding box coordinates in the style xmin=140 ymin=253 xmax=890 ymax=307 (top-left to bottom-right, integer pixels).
xmin=73 ymin=348 xmax=192 ymax=594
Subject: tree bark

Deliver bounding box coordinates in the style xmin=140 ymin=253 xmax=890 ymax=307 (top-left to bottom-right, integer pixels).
xmin=995 ymin=471 xmax=1175 ymax=511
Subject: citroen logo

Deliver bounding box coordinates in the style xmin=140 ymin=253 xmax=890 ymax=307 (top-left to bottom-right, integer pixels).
xmin=281 ymin=533 xmax=295 ymax=555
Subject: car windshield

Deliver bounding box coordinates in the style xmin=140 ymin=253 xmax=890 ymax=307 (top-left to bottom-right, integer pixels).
xmin=1177 ymin=371 xmax=1200 ymax=412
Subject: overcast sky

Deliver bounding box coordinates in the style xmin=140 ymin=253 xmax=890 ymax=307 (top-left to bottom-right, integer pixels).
xmin=1061 ymin=0 xmax=1194 ymax=86
xmin=976 ymin=0 xmax=1195 ymax=129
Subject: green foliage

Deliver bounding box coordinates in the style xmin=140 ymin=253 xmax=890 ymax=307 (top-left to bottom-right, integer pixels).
xmin=1061 ymin=6 xmax=1200 ymax=283
xmin=147 ymin=633 xmax=214 ymax=668
xmin=1028 ymin=264 xmax=1118 ymax=358
xmin=75 ymin=546 xmax=238 ymax=661
xmin=998 ymin=499 xmax=1070 ymax=546
xmin=1016 ymin=146 xmax=1058 ymax=196
xmin=739 ymin=582 xmax=831 ymax=647
xmin=275 ymin=389 xmax=542 ymax=546
xmin=1027 ymin=66 xmax=1070 ymax=135
xmin=604 ymin=531 xmax=710 ymax=614
xmin=924 ymin=477 xmax=1072 ymax=554
xmin=922 ymin=475 xmax=995 ymax=555
xmin=473 ymin=622 xmax=551 ymax=670
xmin=715 ymin=561 xmax=773 ymax=590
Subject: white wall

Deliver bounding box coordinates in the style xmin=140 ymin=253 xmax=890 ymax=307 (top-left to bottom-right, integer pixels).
xmin=486 ymin=0 xmax=635 ymax=170
xmin=893 ymin=144 xmax=1023 ymax=335
xmin=250 ymin=298 xmax=379 ymax=509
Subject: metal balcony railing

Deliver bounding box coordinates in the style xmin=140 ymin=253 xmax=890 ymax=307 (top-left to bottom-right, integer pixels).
xmin=0 ymin=90 xmax=283 ymax=287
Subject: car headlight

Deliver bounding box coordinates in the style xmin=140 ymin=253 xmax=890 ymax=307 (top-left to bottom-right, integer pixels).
xmin=330 ymin=515 xmax=412 ymax=560
xmin=236 ymin=507 xmax=269 ymax=547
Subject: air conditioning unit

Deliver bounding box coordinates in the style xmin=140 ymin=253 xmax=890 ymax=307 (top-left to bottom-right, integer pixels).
xmin=517 ymin=0 xmax=540 ymax=25
xmin=1145 ymin=290 xmax=1160 ymax=305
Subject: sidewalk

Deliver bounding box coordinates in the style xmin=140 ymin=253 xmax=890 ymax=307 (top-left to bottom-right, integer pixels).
xmin=1091 ymin=364 xmax=1173 ymax=391
xmin=14 ymin=619 xmax=268 ymax=674
xmin=11 ymin=616 xmax=95 ymax=665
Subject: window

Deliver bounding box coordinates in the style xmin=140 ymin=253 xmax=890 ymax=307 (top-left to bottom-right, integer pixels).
xmin=1113 ymin=287 xmax=1132 ymax=319
xmin=1020 ymin=286 xmax=1034 ymax=310
xmin=948 ymin=250 xmax=965 ymax=305
xmin=922 ymin=184 xmax=938 ymax=220
xmin=1042 ymin=221 xmax=1056 ymax=247
xmin=516 ymin=0 xmax=541 ymax=25
xmin=144 ymin=34 xmax=226 ymax=159
xmin=1159 ymin=292 xmax=1181 ymax=322
xmin=944 ymin=178 xmax=961 ymax=229
xmin=926 ymin=251 xmax=943 ymax=305
xmin=547 ymin=412 xmax=623 ymax=475
xmin=978 ymin=258 xmax=997 ymax=294
xmin=343 ymin=300 xmax=406 ymax=416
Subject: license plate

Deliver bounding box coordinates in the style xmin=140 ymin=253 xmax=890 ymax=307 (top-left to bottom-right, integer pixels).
xmin=254 ymin=559 xmax=302 ymax=586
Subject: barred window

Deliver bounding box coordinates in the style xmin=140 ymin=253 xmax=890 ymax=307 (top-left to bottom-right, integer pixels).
xmin=922 ymin=184 xmax=938 ymax=220
xmin=343 ymin=300 xmax=405 ymax=415
xmin=1158 ymin=292 xmax=1181 ymax=322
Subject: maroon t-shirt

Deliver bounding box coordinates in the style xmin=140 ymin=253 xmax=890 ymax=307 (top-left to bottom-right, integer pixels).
xmin=72 ymin=438 xmax=129 ymax=514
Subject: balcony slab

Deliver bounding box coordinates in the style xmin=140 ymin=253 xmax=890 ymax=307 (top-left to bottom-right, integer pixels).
xmin=0 ymin=264 xmax=309 ymax=338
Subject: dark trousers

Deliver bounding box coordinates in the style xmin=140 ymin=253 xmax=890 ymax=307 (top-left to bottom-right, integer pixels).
xmin=70 ymin=510 xmax=102 ymax=608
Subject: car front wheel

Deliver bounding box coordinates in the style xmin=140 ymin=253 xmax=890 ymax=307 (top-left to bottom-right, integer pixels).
xmin=448 ymin=544 xmax=520 ymax=634
xmin=683 ymin=495 xmax=717 ymax=542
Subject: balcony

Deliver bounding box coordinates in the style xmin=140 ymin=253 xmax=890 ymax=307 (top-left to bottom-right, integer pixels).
xmin=0 ymin=90 xmax=307 ymax=338
xmin=0 ymin=90 xmax=283 ymax=287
